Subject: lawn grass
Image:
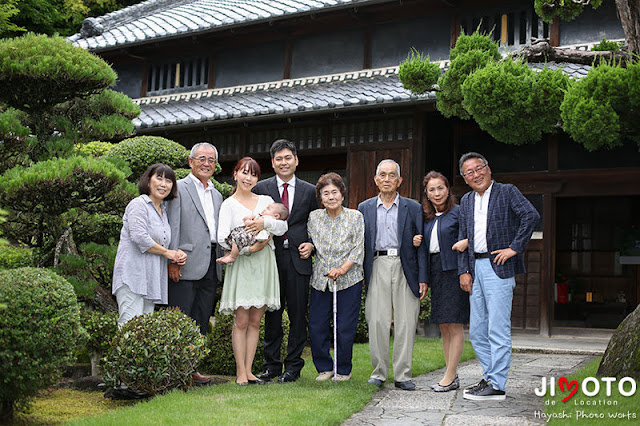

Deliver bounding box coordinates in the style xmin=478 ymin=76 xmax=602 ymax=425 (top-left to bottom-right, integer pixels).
xmin=545 ymin=357 xmax=640 ymax=425
xmin=23 ymin=337 xmax=473 ymax=425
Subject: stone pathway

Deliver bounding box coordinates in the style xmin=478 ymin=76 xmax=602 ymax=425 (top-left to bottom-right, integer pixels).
xmin=344 ymin=353 xmax=595 ymax=425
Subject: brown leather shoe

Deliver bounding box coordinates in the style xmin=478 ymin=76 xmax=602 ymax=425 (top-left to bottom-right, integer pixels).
xmin=192 ymin=372 xmax=211 ymax=384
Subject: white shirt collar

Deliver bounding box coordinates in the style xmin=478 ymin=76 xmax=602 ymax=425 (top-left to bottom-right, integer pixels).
xmin=475 ymin=181 xmax=494 ymax=198
xmin=188 ymin=172 xmax=213 ymax=191
xmin=276 ymin=175 xmax=296 ymax=188
xmin=376 ymin=193 xmax=399 ymax=207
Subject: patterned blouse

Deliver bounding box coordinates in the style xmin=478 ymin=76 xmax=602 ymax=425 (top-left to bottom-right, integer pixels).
xmin=307 ymin=207 xmax=365 ymax=292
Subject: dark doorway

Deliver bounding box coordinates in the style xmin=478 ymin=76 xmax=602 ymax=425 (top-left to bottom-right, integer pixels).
xmin=553 ymin=196 xmax=640 ymax=329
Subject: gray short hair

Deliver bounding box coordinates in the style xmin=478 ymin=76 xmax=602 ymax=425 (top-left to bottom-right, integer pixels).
xmin=458 ymin=152 xmax=488 ymax=176
xmin=375 ymin=159 xmax=401 ymax=177
xmin=190 ymin=142 xmax=218 ymax=159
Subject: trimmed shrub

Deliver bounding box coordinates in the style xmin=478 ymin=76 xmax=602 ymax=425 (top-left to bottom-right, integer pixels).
xmin=561 ymin=61 xmax=640 ymax=151
xmin=0 ymin=245 xmax=33 ymax=269
xmin=398 ymin=49 xmax=441 ymax=94
xmin=0 ymin=156 xmax=126 ymax=216
xmin=202 ymin=303 xmax=290 ymax=375
xmin=73 ymin=141 xmax=115 ymax=158
xmin=102 ymin=308 xmax=209 ymax=395
xmin=0 ymin=267 xmax=85 ymax=421
xmin=107 ymin=136 xmax=189 ymax=179
xmin=462 ymin=59 xmax=569 ymax=145
xmin=0 ymin=34 xmax=116 ymax=114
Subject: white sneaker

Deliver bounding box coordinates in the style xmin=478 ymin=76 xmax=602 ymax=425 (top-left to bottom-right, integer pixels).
xmin=336 ymin=373 xmax=351 ymax=381
xmin=316 ymin=371 xmax=334 ymax=381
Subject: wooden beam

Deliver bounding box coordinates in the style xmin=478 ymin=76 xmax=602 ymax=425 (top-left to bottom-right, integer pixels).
xmin=550 ymin=17 xmax=560 ymax=47
xmin=363 ymin=25 xmax=372 ymax=70
xmin=283 ymin=38 xmax=292 ymax=80
xmin=540 ymin=193 xmax=555 ymax=336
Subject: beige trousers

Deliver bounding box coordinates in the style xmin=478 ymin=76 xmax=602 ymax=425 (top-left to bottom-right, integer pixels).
xmin=365 ymin=255 xmax=419 ymax=382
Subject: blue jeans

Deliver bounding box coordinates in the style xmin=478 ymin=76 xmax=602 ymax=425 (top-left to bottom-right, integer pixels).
xmin=469 ymin=259 xmax=515 ymax=391
xmin=309 ymin=282 xmax=362 ymax=375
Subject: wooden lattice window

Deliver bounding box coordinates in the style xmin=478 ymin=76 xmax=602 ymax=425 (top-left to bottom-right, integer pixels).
xmin=460 ymin=8 xmax=549 ymax=48
xmin=147 ymin=57 xmax=209 ymax=96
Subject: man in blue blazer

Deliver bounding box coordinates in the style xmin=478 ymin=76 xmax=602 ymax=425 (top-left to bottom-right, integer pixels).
xmin=358 ymin=159 xmax=427 ymax=391
xmin=457 ymin=152 xmax=539 ymax=401
xmin=252 ymin=139 xmax=318 ymax=383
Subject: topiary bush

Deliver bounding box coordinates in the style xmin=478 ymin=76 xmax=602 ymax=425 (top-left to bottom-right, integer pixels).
xmin=202 ymin=303 xmax=290 ymax=375
xmin=107 ymin=136 xmax=189 ymax=179
xmin=561 ymin=61 xmax=640 ymax=151
xmin=0 ymin=156 xmax=133 ymax=264
xmin=435 ymin=31 xmax=500 ymax=120
xmin=398 ymin=48 xmax=441 ymax=94
xmin=0 ymin=245 xmax=33 ymax=269
xmin=73 ymin=141 xmax=116 ymax=158
xmin=102 ymin=308 xmax=209 ymax=395
xmin=0 ymin=267 xmax=85 ymax=422
xmin=462 ymin=59 xmax=570 ymax=145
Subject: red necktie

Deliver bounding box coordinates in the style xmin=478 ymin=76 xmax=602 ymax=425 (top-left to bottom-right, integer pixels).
xmin=281 ymin=182 xmax=289 ymax=210
xmin=281 ymin=183 xmax=289 ymax=243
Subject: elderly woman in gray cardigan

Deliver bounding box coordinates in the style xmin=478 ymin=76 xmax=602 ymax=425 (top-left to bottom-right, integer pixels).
xmin=112 ymin=164 xmax=187 ymax=327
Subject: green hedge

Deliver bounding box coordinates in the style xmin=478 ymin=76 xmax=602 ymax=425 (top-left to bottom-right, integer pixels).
xmin=102 ymin=308 xmax=208 ymax=395
xmin=0 ymin=246 xmax=33 ymax=269
xmin=0 ymin=268 xmax=85 ymax=421
xmin=107 ymin=136 xmax=189 ymax=179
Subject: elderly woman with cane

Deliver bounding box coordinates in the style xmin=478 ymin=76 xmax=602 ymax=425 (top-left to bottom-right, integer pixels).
xmin=301 ymin=172 xmax=364 ymax=382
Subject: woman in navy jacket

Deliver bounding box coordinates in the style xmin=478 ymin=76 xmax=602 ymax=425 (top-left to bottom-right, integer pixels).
xmin=413 ymin=171 xmax=469 ymax=392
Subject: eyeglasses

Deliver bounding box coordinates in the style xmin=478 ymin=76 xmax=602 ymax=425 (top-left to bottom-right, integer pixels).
xmin=462 ymin=164 xmax=487 ymax=178
xmin=192 ymin=156 xmax=217 ymax=164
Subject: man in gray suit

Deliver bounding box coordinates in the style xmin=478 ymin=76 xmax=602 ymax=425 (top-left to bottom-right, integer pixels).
xmin=167 ymin=142 xmax=223 ymax=385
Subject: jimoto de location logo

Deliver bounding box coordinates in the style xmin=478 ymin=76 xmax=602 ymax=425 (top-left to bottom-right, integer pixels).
xmin=533 ymin=376 xmax=637 ymax=421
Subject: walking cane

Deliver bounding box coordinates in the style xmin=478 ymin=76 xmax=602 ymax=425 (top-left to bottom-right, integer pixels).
xmin=332 ymin=277 xmax=338 ymax=383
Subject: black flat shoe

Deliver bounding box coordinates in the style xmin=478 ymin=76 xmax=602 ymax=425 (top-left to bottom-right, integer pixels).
xmin=248 ymin=378 xmax=266 ymax=385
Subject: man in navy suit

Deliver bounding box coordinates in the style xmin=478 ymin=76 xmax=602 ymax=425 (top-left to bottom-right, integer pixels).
xmin=457 ymin=152 xmax=539 ymax=401
xmin=250 ymin=139 xmax=318 ymax=383
xmin=358 ymin=159 xmax=427 ymax=391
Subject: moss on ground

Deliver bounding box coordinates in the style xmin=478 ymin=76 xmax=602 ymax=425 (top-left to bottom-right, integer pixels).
xmin=13 ymin=389 xmax=132 ymax=425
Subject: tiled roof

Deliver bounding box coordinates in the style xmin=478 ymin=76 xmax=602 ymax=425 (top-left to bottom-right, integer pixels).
xmin=132 ymin=61 xmax=592 ymax=131
xmin=68 ymin=0 xmax=389 ymax=51
xmin=134 ymin=66 xmax=428 ymax=130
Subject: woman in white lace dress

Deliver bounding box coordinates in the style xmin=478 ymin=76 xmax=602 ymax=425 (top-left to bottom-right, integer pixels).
xmin=217 ymin=157 xmax=287 ymax=386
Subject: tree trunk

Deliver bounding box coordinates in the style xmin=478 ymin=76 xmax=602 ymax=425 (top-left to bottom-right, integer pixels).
xmin=597 ymin=304 xmax=640 ymax=379
xmin=0 ymin=400 xmax=14 ymax=423
xmin=615 ymin=0 xmax=640 ymax=54
xmin=90 ymin=351 xmax=103 ymax=377
xmin=520 ymin=40 xmax=632 ymax=65
xmin=93 ymin=284 xmax=118 ymax=312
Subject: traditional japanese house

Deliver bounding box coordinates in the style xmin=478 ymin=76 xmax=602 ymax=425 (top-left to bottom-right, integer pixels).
xmin=71 ymin=0 xmax=640 ymax=335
